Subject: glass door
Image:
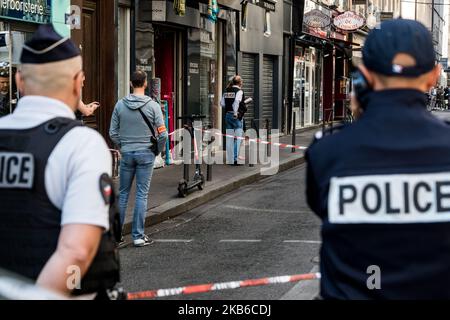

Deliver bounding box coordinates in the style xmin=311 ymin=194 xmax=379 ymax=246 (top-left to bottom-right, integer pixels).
xmin=304 ymin=64 xmax=312 ymax=126
xmin=293 ymin=53 xmax=304 ymax=130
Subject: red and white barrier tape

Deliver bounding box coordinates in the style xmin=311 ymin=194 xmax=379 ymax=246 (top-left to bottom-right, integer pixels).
xmin=167 ymin=129 xmax=308 ymax=151
xmin=126 ymin=272 xmax=321 ymax=300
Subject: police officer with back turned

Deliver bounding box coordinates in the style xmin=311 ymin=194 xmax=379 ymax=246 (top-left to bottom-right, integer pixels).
xmin=0 ymin=25 xmax=120 ymax=299
xmin=221 ymin=75 xmax=247 ymax=165
xmin=305 ymin=19 xmax=450 ymax=299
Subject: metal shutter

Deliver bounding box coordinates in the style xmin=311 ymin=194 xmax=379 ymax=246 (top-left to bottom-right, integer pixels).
xmin=262 ymin=56 xmax=274 ymax=128
xmin=241 ymin=53 xmax=256 ymax=130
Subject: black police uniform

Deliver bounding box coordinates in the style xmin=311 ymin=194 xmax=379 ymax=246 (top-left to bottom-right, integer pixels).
xmin=224 ymin=86 xmax=246 ymax=120
xmin=306 ymin=90 xmax=450 ymax=299
xmin=306 ymin=19 xmax=450 ymax=299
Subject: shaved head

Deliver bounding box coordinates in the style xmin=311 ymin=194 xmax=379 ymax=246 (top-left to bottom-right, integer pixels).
xmin=19 ymin=56 xmax=82 ymax=94
xmin=16 ymin=56 xmax=83 ymax=110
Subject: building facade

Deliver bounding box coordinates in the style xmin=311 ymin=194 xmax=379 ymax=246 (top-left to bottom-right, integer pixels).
xmin=0 ymin=0 xmax=70 ymax=116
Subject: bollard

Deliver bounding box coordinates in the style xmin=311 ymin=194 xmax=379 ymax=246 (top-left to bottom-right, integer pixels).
xmin=292 ymin=113 xmax=296 ymax=153
xmin=183 ymin=162 xmax=189 ymax=181
xmin=207 ymin=146 xmax=213 ymax=182
xmin=265 ymin=119 xmax=271 ymax=158
xmin=207 ymin=163 xmax=212 ymax=182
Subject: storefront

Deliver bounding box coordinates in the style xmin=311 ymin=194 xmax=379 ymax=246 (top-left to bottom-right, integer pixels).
xmin=0 ymin=0 xmax=70 ymax=118
xmin=187 ymin=6 xmax=237 ymax=130
xmin=292 ymin=44 xmax=323 ymax=128
xmin=238 ymin=0 xmax=283 ymax=130
xmin=292 ymin=0 xmax=329 ymax=129
xmin=134 ymin=0 xmax=238 ymax=135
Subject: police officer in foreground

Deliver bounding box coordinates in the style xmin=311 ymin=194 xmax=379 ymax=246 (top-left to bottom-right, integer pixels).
xmin=305 ymin=19 xmax=450 ymax=299
xmin=0 ymin=25 xmax=120 ymax=299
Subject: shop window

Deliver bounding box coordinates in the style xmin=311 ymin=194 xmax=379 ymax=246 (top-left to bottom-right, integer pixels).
xmin=187 ymin=18 xmax=222 ymax=129
xmin=292 ymin=46 xmax=322 ymax=129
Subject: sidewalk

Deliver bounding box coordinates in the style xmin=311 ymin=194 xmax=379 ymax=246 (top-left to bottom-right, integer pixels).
xmin=116 ymin=126 xmax=319 ymax=234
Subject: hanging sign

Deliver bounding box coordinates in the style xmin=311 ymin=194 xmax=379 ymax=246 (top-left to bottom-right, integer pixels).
xmin=333 ymin=11 xmax=365 ymax=31
xmin=304 ymin=9 xmax=331 ymax=29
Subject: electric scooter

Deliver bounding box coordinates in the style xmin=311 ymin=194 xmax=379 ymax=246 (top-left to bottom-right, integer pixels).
xmin=177 ymin=114 xmax=207 ymax=198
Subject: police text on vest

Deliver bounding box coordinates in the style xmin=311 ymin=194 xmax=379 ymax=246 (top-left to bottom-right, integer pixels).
xmin=328 ymin=173 xmax=450 ymax=223
xmin=0 ymin=152 xmax=34 ymax=189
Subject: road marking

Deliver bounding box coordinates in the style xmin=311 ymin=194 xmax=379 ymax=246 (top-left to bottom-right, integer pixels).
xmin=279 ymin=265 xmax=320 ymax=300
xmin=219 ymin=239 xmax=262 ymax=243
xmin=283 ymin=240 xmax=322 ymax=244
xmin=153 ymin=239 xmax=194 ymax=243
xmin=224 ymin=205 xmax=301 ymax=214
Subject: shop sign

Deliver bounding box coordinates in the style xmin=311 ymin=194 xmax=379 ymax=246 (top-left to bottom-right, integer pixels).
xmin=189 ymin=62 xmax=199 ymax=74
xmin=152 ymin=1 xmax=166 ymax=21
xmin=379 ymin=11 xmax=394 ymax=21
xmin=333 ymin=11 xmax=365 ymax=32
xmin=304 ymin=9 xmax=331 ymax=29
xmin=0 ymin=0 xmax=51 ymax=24
xmin=248 ymin=0 xmax=276 ymax=12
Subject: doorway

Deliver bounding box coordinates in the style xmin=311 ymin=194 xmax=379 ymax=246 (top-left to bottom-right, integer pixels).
xmin=154 ymin=26 xmax=184 ymax=143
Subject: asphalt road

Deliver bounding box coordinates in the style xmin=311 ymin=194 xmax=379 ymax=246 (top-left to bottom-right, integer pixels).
xmin=118 ymin=164 xmax=321 ymax=300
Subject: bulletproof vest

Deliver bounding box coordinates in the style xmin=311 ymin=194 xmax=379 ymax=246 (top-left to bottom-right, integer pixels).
xmin=0 ymin=117 xmax=120 ymax=294
xmin=224 ymin=86 xmax=244 ymax=113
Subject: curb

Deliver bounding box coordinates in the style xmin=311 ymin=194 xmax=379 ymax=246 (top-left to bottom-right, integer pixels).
xmin=121 ymin=153 xmax=306 ymax=234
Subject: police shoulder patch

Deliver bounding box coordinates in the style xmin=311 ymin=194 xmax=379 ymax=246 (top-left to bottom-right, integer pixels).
xmin=99 ymin=173 xmax=113 ymax=205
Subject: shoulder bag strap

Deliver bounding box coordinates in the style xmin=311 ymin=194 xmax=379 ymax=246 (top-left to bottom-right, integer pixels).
xmin=137 ymin=105 xmax=157 ymax=138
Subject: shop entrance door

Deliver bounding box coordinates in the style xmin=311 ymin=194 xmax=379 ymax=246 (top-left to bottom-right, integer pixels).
xmin=293 ymin=54 xmax=304 ymax=130
xmin=154 ymin=26 xmax=184 ymax=148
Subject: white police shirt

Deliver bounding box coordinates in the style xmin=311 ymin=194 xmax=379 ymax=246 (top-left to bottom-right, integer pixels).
xmin=0 ymin=96 xmax=111 ymax=230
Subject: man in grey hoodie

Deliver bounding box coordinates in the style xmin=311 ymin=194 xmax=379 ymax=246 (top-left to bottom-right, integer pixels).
xmin=109 ymin=70 xmax=168 ymax=247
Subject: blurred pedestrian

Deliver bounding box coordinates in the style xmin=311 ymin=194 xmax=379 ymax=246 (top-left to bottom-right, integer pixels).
xmin=0 ymin=66 xmax=10 ymax=117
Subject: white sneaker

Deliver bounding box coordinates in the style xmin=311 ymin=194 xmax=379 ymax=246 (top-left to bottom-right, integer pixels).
xmin=133 ymin=235 xmax=154 ymax=247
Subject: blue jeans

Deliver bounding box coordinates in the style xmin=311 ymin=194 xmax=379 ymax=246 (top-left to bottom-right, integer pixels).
xmin=225 ymin=112 xmax=243 ymax=164
xmin=119 ymin=150 xmax=155 ymax=240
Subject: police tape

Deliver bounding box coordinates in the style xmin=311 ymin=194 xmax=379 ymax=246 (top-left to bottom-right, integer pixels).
xmin=166 ymin=128 xmax=308 ymax=151
xmin=126 ymin=272 xmax=321 ymax=300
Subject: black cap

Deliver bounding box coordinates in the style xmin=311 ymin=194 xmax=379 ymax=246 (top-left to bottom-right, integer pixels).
xmin=20 ymin=24 xmax=80 ymax=64
xmin=363 ymin=19 xmax=436 ymax=77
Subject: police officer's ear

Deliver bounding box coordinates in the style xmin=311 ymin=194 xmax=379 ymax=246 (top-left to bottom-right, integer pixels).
xmin=73 ymin=70 xmax=84 ymax=99
xmin=358 ymin=65 xmax=375 ymax=89
xmin=427 ymin=64 xmax=442 ymax=90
